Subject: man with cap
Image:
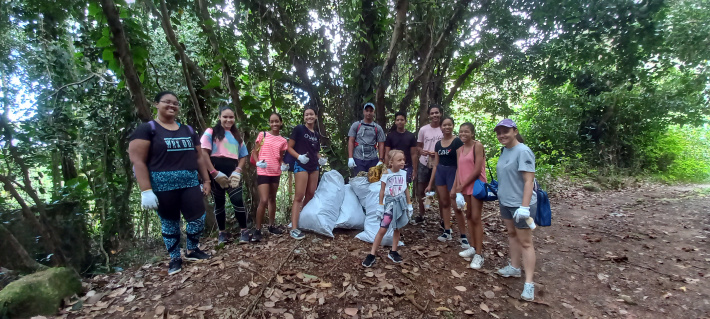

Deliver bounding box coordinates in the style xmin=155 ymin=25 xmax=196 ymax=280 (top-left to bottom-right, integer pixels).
xmin=348 ymin=102 xmax=386 ymax=175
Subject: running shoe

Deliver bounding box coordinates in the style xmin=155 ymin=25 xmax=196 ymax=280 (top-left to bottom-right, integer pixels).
xmin=239 ymin=229 xmax=252 ymax=244
xmin=251 ymin=229 xmax=263 ymax=242
xmin=362 ymin=254 xmax=376 ymax=268
xmin=388 ymin=250 xmax=403 ymax=264
xmin=218 ymin=232 xmax=232 ymax=245
xmin=290 ymin=229 xmax=305 ymax=240
xmin=168 ymin=258 xmax=182 ymax=275
xmin=437 ymin=230 xmax=452 ymax=242
xmin=470 ymin=254 xmax=484 ymax=270
xmin=460 ymin=237 xmax=471 ymax=249
xmin=185 ymin=248 xmax=211 ymax=261
xmin=459 ymin=247 xmax=477 ymax=258
xmin=268 ymin=225 xmax=284 ymax=235
xmin=521 ymin=282 xmax=535 ymax=301
xmin=497 ymin=263 xmax=522 ymax=278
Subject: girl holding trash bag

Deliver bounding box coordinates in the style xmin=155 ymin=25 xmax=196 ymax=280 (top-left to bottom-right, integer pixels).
xmin=250 ymin=112 xmax=289 ymax=242
xmin=129 ymin=91 xmax=212 ymax=276
xmin=362 ymin=150 xmax=413 ymax=267
xmin=454 ymin=122 xmax=487 ymax=269
xmin=425 ymin=117 xmax=468 ymax=247
xmin=200 ymin=106 xmax=251 ymax=245
xmin=493 ymin=119 xmax=538 ymax=301
xmin=287 ymin=107 xmax=328 ymax=240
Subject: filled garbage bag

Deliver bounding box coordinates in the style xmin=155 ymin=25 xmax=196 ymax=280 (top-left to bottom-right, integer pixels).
xmin=335 ymin=185 xmax=365 ymax=230
xmin=297 ymin=170 xmax=345 ymax=237
xmin=350 ymin=177 xmax=404 ymax=246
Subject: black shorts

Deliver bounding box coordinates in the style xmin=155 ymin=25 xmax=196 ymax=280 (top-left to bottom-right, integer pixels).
xmin=155 ymin=186 xmax=205 ymax=222
xmin=257 ymin=175 xmax=280 ymax=185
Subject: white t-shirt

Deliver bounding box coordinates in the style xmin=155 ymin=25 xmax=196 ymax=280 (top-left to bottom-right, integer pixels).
xmin=380 ymin=169 xmax=408 ymax=198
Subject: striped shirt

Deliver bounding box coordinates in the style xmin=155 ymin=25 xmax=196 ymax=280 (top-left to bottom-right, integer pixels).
xmin=255 ymin=132 xmax=288 ymax=176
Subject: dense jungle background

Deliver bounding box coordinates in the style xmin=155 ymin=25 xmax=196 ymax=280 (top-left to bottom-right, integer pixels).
xmin=0 ymin=0 xmax=708 ymax=283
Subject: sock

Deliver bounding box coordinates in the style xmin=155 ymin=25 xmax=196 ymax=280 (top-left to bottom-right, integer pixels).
xmin=460 ymin=234 xmax=467 ymax=239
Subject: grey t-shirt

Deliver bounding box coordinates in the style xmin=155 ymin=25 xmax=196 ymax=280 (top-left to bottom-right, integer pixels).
xmin=497 ymin=143 xmax=537 ymax=207
xmin=348 ymin=121 xmax=386 ymax=160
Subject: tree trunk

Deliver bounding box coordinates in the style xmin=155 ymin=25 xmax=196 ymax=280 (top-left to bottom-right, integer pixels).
xmin=375 ymin=0 xmax=409 ymax=128
xmin=0 ymin=224 xmax=43 ymax=273
xmin=99 ymin=0 xmax=152 ymax=121
xmin=442 ymin=55 xmax=489 ymax=107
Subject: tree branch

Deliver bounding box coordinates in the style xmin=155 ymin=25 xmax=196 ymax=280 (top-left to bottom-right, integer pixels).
xmin=442 ymin=55 xmax=489 ymax=107
xmin=376 ymin=0 xmax=409 ymax=126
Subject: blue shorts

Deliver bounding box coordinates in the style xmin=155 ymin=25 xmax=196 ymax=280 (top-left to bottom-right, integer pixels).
xmin=294 ymin=161 xmax=318 ymax=173
xmin=435 ymin=164 xmax=457 ymax=191
xmin=353 ymin=158 xmax=379 ymax=175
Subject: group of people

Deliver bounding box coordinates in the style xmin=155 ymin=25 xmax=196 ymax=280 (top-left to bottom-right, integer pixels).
xmin=128 ymin=92 xmax=539 ymax=301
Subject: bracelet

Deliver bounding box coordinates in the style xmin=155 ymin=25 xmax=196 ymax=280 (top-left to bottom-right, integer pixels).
xmin=209 ymin=169 xmax=217 ymax=175
xmin=236 ymin=167 xmax=242 ymax=172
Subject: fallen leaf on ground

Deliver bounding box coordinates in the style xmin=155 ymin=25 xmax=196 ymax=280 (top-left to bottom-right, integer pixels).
xmin=454 ymin=286 xmax=467 ymax=292
xmin=484 ymin=291 xmax=495 ymax=298
xmin=196 ymin=305 xmax=213 ymax=311
xmin=239 ymin=285 xmax=250 ymax=297
xmin=344 ymin=308 xmax=358 ymax=316
xmin=436 ymin=306 xmax=452 ymax=312
xmin=451 ymin=270 xmax=464 ymax=278
xmin=155 ymin=305 xmax=165 ymax=315
xmin=480 ymin=303 xmax=490 ymax=313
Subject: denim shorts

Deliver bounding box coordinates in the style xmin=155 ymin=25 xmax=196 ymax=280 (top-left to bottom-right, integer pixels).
xmin=434 ymin=164 xmax=457 ymax=191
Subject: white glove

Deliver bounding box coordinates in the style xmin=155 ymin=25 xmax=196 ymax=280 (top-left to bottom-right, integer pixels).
xmin=298 ymin=154 xmax=309 ymax=164
xmin=256 ymin=160 xmax=268 ymax=169
xmin=318 ymin=157 xmax=327 ymax=166
xmin=214 ymin=171 xmax=230 ymax=189
xmin=513 ymin=206 xmax=530 ymax=223
xmin=230 ymin=172 xmax=242 ymax=188
xmin=425 ymin=191 xmax=436 ymax=197
xmin=348 ymin=158 xmax=356 ymax=168
xmin=141 ymin=190 xmax=159 ymax=210
xmin=455 ymin=193 xmax=465 ymax=209
xmin=376 ymin=161 xmax=383 ymax=167
xmin=280 ymin=163 xmax=289 ymax=171
xmin=407 ymin=204 xmax=414 ymax=218
xmin=376 ymin=204 xmax=385 ymax=219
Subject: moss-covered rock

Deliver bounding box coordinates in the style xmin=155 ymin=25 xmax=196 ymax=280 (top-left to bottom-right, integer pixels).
xmin=0 ymin=267 xmax=81 ymax=318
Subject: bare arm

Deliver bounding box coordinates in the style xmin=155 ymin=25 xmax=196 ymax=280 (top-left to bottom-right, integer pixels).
xmin=378 ymin=141 xmax=385 ymax=161
xmin=427 ymin=152 xmax=439 ymax=191
xmin=287 ymin=138 xmax=300 ymax=159
xmin=405 ymin=185 xmax=412 ymax=204
xmin=236 ymin=157 xmax=246 ymax=173
xmin=128 ymin=140 xmax=152 ymax=191
xmin=201 ymin=149 xmax=218 ymax=174
xmin=416 ymin=141 xmax=425 ymax=157
xmin=384 ymin=146 xmax=392 ymax=164
xmin=521 ymin=171 xmax=535 ymax=207
xmin=348 ymin=136 xmax=355 ymax=158
xmin=379 ymin=181 xmax=386 ymax=205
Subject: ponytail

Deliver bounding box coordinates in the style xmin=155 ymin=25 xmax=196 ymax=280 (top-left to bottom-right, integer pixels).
xmin=516 ymin=133 xmax=524 ymax=143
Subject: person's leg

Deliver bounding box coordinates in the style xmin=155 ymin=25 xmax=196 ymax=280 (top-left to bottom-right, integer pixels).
xmin=370 ymin=213 xmax=392 ymax=255
xmin=503 ymin=219 xmax=522 ymax=269
xmin=517 ymin=228 xmax=536 ymax=283
xmin=227 ymin=186 xmax=247 ymax=229
xmin=255 ymin=181 xmax=270 ymax=230
xmin=180 ymin=186 xmax=210 ymax=259
xmin=291 ymin=171 xmax=309 ymax=230
xmin=185 ymin=213 xmax=206 ymax=252
xmin=211 ymin=182 xmax=227 ymax=232
xmin=416 ymin=181 xmax=427 ymax=217
xmin=469 ymin=196 xmax=484 ymax=254
xmin=437 ymin=185 xmax=452 ymax=230
xmin=303 ymin=170 xmax=319 ymax=207
xmin=159 ymin=216 xmax=181 ymax=260
xmin=267 ymin=181 xmax=279 ymax=227
xmin=391 ymin=229 xmax=401 ymax=252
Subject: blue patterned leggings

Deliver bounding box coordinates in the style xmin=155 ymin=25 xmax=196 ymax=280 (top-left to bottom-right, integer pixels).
xmin=160 ymin=213 xmax=205 ymax=260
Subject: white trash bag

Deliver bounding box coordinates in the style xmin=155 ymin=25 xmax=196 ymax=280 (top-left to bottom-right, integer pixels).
xmin=335 ymin=184 xmax=365 ymax=230
xmin=297 ymin=170 xmax=345 ymax=237
xmin=352 ymin=177 xmax=404 ymax=246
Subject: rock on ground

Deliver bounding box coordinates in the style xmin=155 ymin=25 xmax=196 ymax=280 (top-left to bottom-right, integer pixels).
xmin=0 ymin=267 xmax=81 ymax=318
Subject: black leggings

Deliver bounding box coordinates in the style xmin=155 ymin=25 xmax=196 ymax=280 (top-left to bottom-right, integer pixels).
xmin=210 ymin=156 xmax=247 ymax=231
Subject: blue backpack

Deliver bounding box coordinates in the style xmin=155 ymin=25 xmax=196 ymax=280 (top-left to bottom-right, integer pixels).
xmin=534 ymin=180 xmax=551 ymax=227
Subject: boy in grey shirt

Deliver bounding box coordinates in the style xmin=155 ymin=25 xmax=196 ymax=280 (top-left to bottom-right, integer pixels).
xmin=348 ymin=103 xmax=386 ymax=174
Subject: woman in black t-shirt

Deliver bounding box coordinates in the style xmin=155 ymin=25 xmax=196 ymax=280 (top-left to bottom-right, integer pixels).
xmin=286 ymin=107 xmax=327 ymax=240
xmin=128 ymin=91 xmax=212 ymax=276
xmin=425 ymin=117 xmax=468 ymax=246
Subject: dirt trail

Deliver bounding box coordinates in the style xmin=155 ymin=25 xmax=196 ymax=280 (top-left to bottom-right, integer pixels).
xmin=56 ymin=183 xmax=710 ymax=319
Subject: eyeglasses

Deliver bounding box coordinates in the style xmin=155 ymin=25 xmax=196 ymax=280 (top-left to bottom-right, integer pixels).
xmin=160 ymin=100 xmax=180 ymax=107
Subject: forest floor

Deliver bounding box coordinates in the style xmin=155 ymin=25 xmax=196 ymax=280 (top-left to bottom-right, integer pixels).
xmin=53 ymin=181 xmax=710 ymax=319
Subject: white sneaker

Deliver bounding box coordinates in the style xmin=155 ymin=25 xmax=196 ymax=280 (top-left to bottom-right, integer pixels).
xmin=521 ymin=282 xmax=535 ymax=301
xmin=469 ymin=254 xmax=484 ymax=269
xmin=437 ymin=231 xmax=452 ymax=242
xmin=459 ymin=237 xmax=471 ymax=249
xmin=458 ymin=247 xmax=476 ymax=258
xmin=496 ymin=263 xmax=522 ymax=277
